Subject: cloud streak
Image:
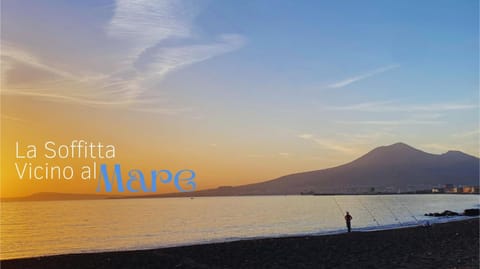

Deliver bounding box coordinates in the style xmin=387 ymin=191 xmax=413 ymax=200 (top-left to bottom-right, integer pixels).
xmin=2 ymin=0 xmax=246 ymax=114
xmin=451 ymin=129 xmax=480 ymax=138
xmin=297 ymin=134 xmax=356 ymax=154
xmin=107 ymin=0 xmax=196 ymax=61
xmin=336 ymin=119 xmax=444 ymax=126
xmin=104 ymin=0 xmax=246 ymax=101
xmin=1 ymin=44 xmax=79 ymax=81
xmin=328 ymin=102 xmax=478 ymax=112
xmin=327 ymin=64 xmax=399 ymax=88
xmin=1 ymin=113 xmax=25 ymax=122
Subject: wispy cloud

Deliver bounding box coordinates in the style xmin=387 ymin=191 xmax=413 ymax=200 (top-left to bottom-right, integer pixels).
xmin=298 ymin=133 xmax=314 ymax=139
xmin=137 ymin=34 xmax=245 ymax=81
xmin=297 ymin=134 xmax=355 ymax=154
xmin=336 ymin=119 xmax=444 ymax=126
xmin=103 ymin=0 xmax=245 ymax=101
xmin=107 ymin=0 xmax=196 ymax=62
xmin=328 ymin=102 xmax=478 ymax=112
xmin=327 ymin=64 xmax=399 ymax=88
xmin=1 ymin=113 xmax=25 ymax=122
xmin=129 ymin=106 xmax=193 ymax=115
xmin=420 ymin=143 xmax=454 ymax=152
xmin=451 ymin=129 xmax=480 ymax=138
xmin=1 ymin=44 xmax=79 ymax=81
xmin=2 ymin=0 xmax=246 ymax=113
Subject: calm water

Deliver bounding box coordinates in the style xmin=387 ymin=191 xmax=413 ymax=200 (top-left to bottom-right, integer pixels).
xmin=1 ymin=195 xmax=479 ymax=260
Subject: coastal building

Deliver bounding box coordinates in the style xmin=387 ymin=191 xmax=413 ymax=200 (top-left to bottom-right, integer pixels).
xmin=433 ymin=185 xmax=480 ymax=194
xmin=444 ymin=184 xmax=457 ymax=193
xmin=459 ymin=186 xmax=479 ymax=193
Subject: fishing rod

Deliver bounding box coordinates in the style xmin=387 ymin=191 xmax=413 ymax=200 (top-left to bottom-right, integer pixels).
xmin=356 ymin=196 xmax=381 ymax=227
xmin=395 ymin=197 xmax=419 ymax=224
xmin=333 ymin=196 xmax=345 ymax=216
xmin=379 ymin=196 xmax=402 ymax=225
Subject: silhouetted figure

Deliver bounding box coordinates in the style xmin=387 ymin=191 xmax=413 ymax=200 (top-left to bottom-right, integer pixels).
xmin=345 ymin=212 xmax=352 ymax=232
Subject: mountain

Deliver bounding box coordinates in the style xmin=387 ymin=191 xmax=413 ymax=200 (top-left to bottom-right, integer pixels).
xmin=175 ymin=142 xmax=479 ymax=196
xmin=5 ymin=143 xmax=479 ymax=201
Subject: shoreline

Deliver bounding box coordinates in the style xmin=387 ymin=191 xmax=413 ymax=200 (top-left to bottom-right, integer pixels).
xmin=1 ymin=215 xmax=476 ymax=261
xmin=2 ymin=192 xmax=479 ymax=203
xmin=2 ymin=218 xmax=478 ymax=269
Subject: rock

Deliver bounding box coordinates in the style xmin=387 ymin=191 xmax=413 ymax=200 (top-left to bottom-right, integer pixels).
xmin=425 ymin=210 xmax=459 ymax=217
xmin=463 ymin=208 xmax=480 ymax=216
xmin=425 ymin=208 xmax=480 ymax=217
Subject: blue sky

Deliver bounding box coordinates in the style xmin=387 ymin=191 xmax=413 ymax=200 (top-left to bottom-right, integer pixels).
xmin=1 ymin=0 xmax=479 ymax=191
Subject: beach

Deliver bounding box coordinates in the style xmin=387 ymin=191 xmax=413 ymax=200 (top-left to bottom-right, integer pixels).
xmin=2 ymin=218 xmax=478 ymax=269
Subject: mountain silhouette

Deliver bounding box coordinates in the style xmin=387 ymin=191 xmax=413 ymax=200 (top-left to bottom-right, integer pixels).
xmin=187 ymin=142 xmax=479 ymax=195
xmin=7 ymin=142 xmax=479 ymax=201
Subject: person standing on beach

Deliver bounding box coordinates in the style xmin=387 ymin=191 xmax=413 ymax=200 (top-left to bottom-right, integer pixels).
xmin=345 ymin=212 xmax=353 ymax=232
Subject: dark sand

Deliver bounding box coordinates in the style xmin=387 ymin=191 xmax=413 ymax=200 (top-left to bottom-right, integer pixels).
xmin=2 ymin=218 xmax=479 ymax=269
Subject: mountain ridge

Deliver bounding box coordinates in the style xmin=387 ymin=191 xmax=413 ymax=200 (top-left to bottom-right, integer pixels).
xmin=181 ymin=142 xmax=479 ymax=196
xmin=3 ymin=142 xmax=479 ymax=200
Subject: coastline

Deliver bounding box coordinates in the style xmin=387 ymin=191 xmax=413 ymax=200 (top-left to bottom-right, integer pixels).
xmin=2 ymin=192 xmax=478 ymax=203
xmin=2 ymin=218 xmax=478 ymax=269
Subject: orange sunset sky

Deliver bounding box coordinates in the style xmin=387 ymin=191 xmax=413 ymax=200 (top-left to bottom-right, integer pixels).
xmin=1 ymin=0 xmax=478 ymax=197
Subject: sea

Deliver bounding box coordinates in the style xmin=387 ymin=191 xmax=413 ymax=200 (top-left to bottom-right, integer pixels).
xmin=1 ymin=194 xmax=479 ymax=260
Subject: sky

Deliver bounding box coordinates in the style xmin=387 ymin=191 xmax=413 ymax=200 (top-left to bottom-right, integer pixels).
xmin=1 ymin=0 xmax=478 ymax=197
